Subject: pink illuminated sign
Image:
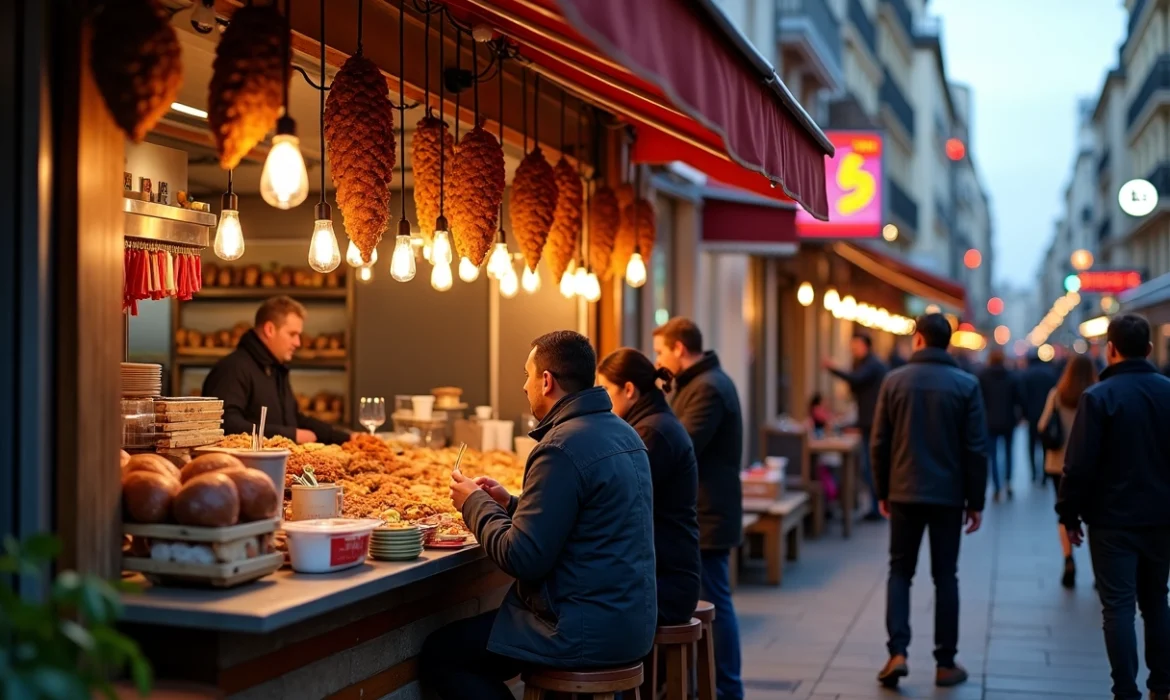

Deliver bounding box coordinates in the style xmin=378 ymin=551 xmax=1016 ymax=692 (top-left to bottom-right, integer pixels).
xmin=795 ymin=131 xmax=883 ymax=238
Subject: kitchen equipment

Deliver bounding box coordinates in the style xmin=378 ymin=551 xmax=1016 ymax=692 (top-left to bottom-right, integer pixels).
xmin=282 ymin=518 xmax=383 ymax=573
xmin=359 ymin=397 xmax=387 ymax=434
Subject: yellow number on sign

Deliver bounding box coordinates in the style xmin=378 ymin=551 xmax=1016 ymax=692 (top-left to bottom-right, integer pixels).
xmin=835 ymin=152 xmax=875 ymax=217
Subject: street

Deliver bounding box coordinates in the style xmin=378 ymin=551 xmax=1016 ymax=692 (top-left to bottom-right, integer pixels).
xmin=735 ymin=431 xmax=1117 ymax=699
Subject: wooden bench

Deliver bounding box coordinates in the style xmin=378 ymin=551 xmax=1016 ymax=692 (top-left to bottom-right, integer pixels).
xmin=741 ymin=492 xmax=810 ymax=586
xmin=730 ymin=514 xmax=761 ymax=590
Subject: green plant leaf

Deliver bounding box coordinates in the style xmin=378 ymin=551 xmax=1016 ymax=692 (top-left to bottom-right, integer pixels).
xmin=60 ymin=619 xmax=95 ymax=651
xmin=130 ymin=653 xmax=154 ymax=696
xmin=79 ymin=579 xmax=111 ymax=625
xmin=22 ymin=533 xmax=62 ymax=561
xmin=30 ymin=667 xmax=89 ymax=699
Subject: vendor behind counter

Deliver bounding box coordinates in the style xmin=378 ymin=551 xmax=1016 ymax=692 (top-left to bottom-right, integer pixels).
xmin=202 ymin=296 xmax=350 ymax=445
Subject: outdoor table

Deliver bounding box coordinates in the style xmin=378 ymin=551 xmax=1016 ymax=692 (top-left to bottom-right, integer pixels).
xmin=808 ymin=433 xmax=862 ymax=537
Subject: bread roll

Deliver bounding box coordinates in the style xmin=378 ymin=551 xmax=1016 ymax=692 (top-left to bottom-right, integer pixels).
xmin=181 ymin=452 xmax=245 ymax=483
xmin=222 ymin=468 xmax=280 ymax=521
xmin=173 ymin=472 xmax=240 ymax=527
xmin=122 ymin=471 xmax=181 ymax=523
xmin=124 ymin=453 xmax=181 ymax=481
xmin=120 ymin=450 xmax=132 ymax=469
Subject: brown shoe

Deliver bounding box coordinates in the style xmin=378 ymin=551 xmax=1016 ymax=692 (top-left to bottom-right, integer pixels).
xmin=877 ymin=655 xmax=908 ymax=688
xmin=936 ymin=664 xmax=969 ymax=687
xmin=1150 ymin=692 xmax=1170 ymax=700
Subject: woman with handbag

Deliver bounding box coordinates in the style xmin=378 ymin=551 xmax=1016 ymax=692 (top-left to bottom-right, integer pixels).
xmin=1038 ymin=354 xmax=1098 ymax=588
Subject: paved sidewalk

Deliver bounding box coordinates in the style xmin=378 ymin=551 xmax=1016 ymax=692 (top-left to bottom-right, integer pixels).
xmin=735 ymin=435 xmax=1123 ymax=699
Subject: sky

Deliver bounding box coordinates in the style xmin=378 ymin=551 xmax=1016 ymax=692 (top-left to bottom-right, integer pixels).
xmin=928 ymin=0 xmax=1127 ymax=288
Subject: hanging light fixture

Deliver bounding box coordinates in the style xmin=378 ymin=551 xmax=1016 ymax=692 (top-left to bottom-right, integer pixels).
xmin=306 ymin=0 xmax=340 ymax=272
xmin=797 ymin=281 xmax=814 ymax=306
xmin=389 ymin=0 xmax=416 ymax=283
xmin=521 ymin=265 xmax=542 ymax=293
xmin=500 ymin=263 xmax=520 ymax=298
xmin=625 ymin=163 xmax=646 ymax=287
xmin=560 ymin=259 xmax=578 ymax=298
xmin=357 ymin=264 xmax=374 ymax=283
xmin=262 ymin=0 xmax=310 ymax=210
xmin=214 ymin=170 xmax=245 ymax=260
xmin=486 ymin=57 xmax=512 ymax=283
xmin=518 ymin=71 xmax=545 ymax=295
xmin=346 ymin=240 xmax=378 ymax=267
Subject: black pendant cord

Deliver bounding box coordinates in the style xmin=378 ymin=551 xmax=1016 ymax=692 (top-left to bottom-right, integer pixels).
xmin=423 ymin=9 xmax=431 ymax=114
xmin=533 ymin=74 xmax=540 ymax=152
xmin=521 ymin=70 xmax=527 ymax=153
xmin=559 ymin=89 xmax=566 ymax=155
xmin=497 ymin=58 xmax=506 ymax=245
xmin=472 ymin=41 xmax=480 ymax=122
xmin=399 ymin=0 xmax=407 ymax=223
xmin=317 ymin=0 xmax=327 ymax=208
xmin=633 ymin=160 xmax=641 ymax=255
xmin=356 ymin=0 xmax=364 ymax=57
xmin=454 ymin=28 xmax=461 ymax=143
xmin=438 ymin=14 xmax=446 ymax=217
xmin=282 ymin=0 xmax=291 ymax=115
xmin=578 ymin=104 xmax=588 ymax=267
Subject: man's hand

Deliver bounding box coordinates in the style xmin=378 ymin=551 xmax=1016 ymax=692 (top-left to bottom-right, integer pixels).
xmin=450 ymin=471 xmax=480 ymax=511
xmin=295 ymin=428 xmax=317 ymax=444
xmin=964 ymin=509 xmax=982 ymax=535
xmin=474 ymin=476 xmax=512 ymax=508
xmin=821 ymin=357 xmax=835 ymax=370
xmin=1065 ymin=522 xmax=1084 ymax=547
xmin=878 ymin=500 xmax=890 ymax=519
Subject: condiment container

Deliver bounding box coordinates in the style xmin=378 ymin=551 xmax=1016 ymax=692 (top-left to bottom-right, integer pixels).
xmin=282 ymin=518 xmax=383 ymax=573
xmin=290 ymin=483 xmax=342 ymax=521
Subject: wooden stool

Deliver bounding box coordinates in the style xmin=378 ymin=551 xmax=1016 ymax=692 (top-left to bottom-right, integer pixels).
xmin=642 ymin=618 xmax=701 ymax=700
xmin=522 ymin=664 xmax=643 ymax=700
xmin=693 ymin=601 xmax=717 ymax=700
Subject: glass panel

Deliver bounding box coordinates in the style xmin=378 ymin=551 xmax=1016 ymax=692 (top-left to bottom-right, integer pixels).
xmin=652 ymin=195 xmax=675 ymax=331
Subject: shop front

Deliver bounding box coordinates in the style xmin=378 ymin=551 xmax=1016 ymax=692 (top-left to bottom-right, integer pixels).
xmin=3 ymin=0 xmax=831 ymax=696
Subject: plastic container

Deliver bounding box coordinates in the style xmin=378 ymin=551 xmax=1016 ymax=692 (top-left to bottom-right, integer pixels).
xmin=282 ymin=518 xmax=383 ymax=573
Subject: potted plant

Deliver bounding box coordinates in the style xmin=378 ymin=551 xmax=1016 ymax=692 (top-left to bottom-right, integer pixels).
xmin=0 ymin=534 xmax=152 ymax=698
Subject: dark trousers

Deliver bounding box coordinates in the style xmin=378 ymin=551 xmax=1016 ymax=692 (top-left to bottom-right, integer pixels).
xmin=886 ymin=502 xmax=964 ymax=667
xmin=1027 ymin=423 xmax=1043 ymax=481
xmin=860 ymin=431 xmax=879 ymax=515
xmin=987 ymin=430 xmax=1015 ymax=492
xmin=1088 ymin=527 xmax=1170 ymax=700
xmin=699 ymin=550 xmax=743 ymax=700
xmin=420 ymin=611 xmax=523 ymax=700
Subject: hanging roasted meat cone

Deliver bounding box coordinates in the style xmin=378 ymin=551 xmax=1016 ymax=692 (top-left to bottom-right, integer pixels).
xmin=208 ymin=3 xmax=287 ymax=169
xmin=616 ymin=183 xmax=636 ymax=209
xmin=612 ymin=198 xmax=657 ymax=278
xmin=411 ymin=115 xmax=455 ymax=243
xmin=511 ymin=148 xmax=559 ymax=271
xmin=588 ymin=185 xmax=621 ymax=280
xmin=546 ymin=158 xmax=583 ymax=284
xmin=324 ymin=54 xmax=396 ymax=263
xmin=449 ymin=123 xmax=506 ymax=265
xmin=89 ymin=0 xmax=183 ymax=143
xmin=637 ymin=197 xmax=658 ymax=264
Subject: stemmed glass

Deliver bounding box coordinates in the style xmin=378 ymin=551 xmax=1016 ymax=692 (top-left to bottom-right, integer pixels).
xmin=359 ymin=397 xmax=386 ymax=435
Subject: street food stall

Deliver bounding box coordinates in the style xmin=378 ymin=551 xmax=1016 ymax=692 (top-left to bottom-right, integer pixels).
xmin=2 ymin=0 xmax=831 ymax=696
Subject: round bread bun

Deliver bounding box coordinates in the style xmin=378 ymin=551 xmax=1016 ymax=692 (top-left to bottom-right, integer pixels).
xmin=120 ymin=450 xmax=131 ymax=469
xmin=121 ymin=471 xmax=181 ymax=524
xmin=124 ymin=453 xmax=181 ymax=481
xmin=180 ymin=453 xmax=246 ymax=484
xmin=173 ymin=472 xmax=240 ymax=527
xmin=222 ymin=469 xmax=280 ymax=522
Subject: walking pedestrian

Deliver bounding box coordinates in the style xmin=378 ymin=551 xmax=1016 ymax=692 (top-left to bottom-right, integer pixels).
xmin=870 ymin=313 xmax=988 ymax=689
xmin=1057 ymin=314 xmax=1170 ymax=700
xmin=1038 ymin=354 xmax=1097 ymax=589
xmin=653 ymin=317 xmax=744 ymax=700
xmin=978 ymin=349 xmax=1023 ymax=501
xmin=597 ymin=347 xmax=701 ymax=626
xmin=1020 ymin=351 xmax=1058 ymax=483
xmin=422 ymin=331 xmax=656 ymax=700
xmin=823 ymin=332 xmax=887 ymax=520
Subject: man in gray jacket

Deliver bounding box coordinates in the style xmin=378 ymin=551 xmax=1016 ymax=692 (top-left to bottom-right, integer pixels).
xmin=421 ymin=331 xmax=657 ymax=700
xmin=870 ymin=313 xmax=988 ymax=690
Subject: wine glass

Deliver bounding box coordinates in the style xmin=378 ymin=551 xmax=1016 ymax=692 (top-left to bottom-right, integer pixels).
xmin=359 ymin=397 xmax=386 ymax=435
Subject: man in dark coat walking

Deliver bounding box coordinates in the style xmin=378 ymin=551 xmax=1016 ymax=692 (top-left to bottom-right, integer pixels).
xmin=870 ymin=313 xmax=988 ymax=690
xmin=978 ymin=349 xmax=1023 ymax=501
xmin=1057 ymin=315 xmax=1170 ymax=700
xmin=202 ymin=296 xmax=349 ymax=444
xmin=654 ymin=317 xmax=744 ymax=700
xmin=1019 ymin=352 xmax=1058 ymax=482
xmin=423 ymin=331 xmax=657 ymax=700
xmin=824 ymin=332 xmax=888 ymax=519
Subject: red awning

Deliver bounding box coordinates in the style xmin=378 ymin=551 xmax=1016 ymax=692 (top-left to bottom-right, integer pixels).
xmin=699 ymin=182 xmax=799 ymax=254
xmin=833 ymin=243 xmax=967 ymax=310
xmin=447 ymin=0 xmax=832 ymax=219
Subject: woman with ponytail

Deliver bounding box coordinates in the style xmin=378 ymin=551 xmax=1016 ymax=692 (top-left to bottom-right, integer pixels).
xmin=598 ymin=347 xmax=701 ymax=625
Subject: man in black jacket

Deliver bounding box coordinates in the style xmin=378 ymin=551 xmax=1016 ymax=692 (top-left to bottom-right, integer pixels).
xmin=1057 ymin=314 xmax=1170 ymax=700
xmin=1019 ymin=353 xmax=1058 ymax=482
xmin=870 ymin=313 xmax=988 ymax=690
xmin=653 ymin=317 xmax=744 ymax=700
xmin=824 ymin=332 xmax=887 ymax=520
xmin=977 ymin=349 xmax=1023 ymax=501
xmin=202 ymin=296 xmax=349 ymax=444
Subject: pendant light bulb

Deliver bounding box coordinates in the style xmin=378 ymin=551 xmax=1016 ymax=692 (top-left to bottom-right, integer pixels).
xmin=487 ymin=242 xmax=512 ymax=280
xmin=213 ymin=210 xmax=245 ymax=261
xmin=346 ymin=239 xmax=378 ymax=267
xmin=307 ymin=218 xmax=341 ymax=273
xmin=522 ymin=265 xmax=542 ymax=294
xmin=499 ymin=263 xmax=520 ymax=299
xmin=431 ymin=259 xmax=454 ymax=291
xmin=459 ymin=256 xmax=481 ymax=283
xmin=390 ymin=231 xmax=417 ymax=282
xmin=560 ymin=260 xmax=578 ymax=299
xmin=625 ymin=253 xmax=647 ymax=288
xmin=260 ymin=128 xmax=310 ymax=210
xmin=573 ymin=266 xmax=589 ymax=298
xmin=582 ymin=270 xmax=602 ymax=303
xmin=431 ymin=229 xmax=454 ymax=266
xmin=357 ymin=264 xmax=374 ymax=283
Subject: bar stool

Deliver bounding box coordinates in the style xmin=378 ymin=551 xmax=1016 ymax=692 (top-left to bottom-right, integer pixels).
xmin=693 ymin=601 xmax=717 ymax=700
xmin=522 ymin=664 xmax=644 ymax=700
xmin=642 ymin=618 xmax=702 ymax=700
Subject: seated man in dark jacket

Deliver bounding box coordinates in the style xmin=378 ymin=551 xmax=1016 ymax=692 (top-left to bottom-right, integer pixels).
xmin=1057 ymin=314 xmax=1170 ymax=700
xmin=870 ymin=313 xmax=988 ymax=690
xmin=824 ymin=332 xmax=888 ymax=519
xmin=202 ymin=296 xmax=349 ymax=444
xmin=422 ymin=331 xmax=657 ymax=700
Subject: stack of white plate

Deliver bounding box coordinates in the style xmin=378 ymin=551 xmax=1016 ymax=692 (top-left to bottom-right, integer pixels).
xmin=121 ymin=362 xmax=162 ymax=397
xmin=369 ymin=524 xmax=423 ymax=561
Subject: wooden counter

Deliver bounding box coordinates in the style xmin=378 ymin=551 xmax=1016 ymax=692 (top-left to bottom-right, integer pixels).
xmin=120 ymin=548 xmax=513 ymax=699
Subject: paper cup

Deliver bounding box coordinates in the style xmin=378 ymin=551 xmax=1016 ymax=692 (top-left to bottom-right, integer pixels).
xmin=475 ymin=405 xmax=493 ymax=420
xmin=291 ymin=484 xmax=342 ymax=521
xmin=411 ymin=395 xmax=435 ymax=420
